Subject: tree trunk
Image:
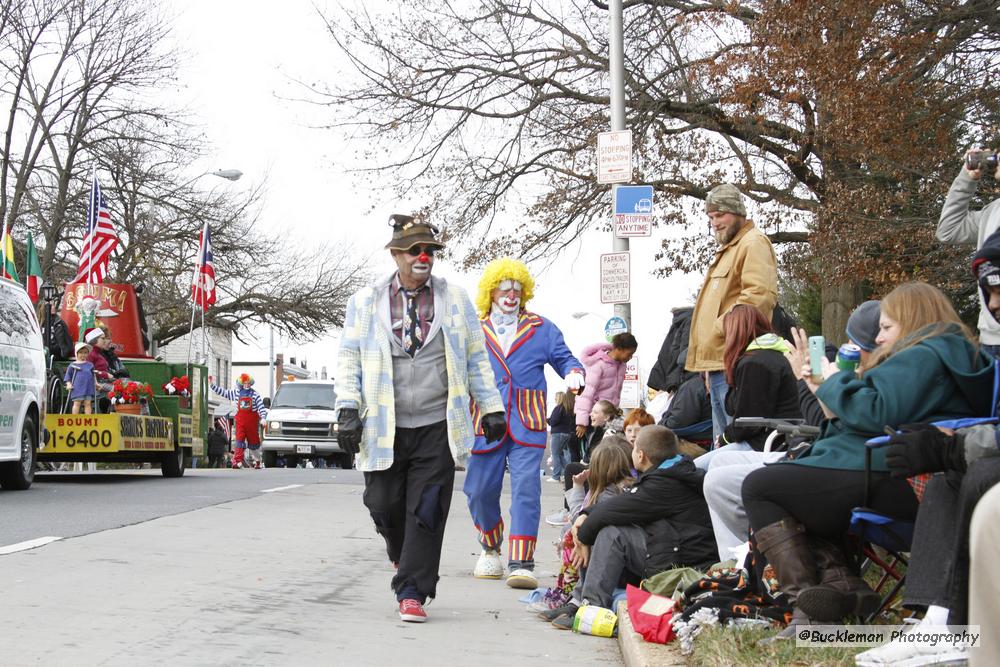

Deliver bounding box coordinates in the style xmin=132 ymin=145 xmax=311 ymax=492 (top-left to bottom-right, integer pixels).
xmin=821 ymin=281 xmax=865 ymax=348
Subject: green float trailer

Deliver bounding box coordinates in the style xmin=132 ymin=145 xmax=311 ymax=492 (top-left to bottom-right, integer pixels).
xmin=41 ymin=360 xmax=209 ymax=476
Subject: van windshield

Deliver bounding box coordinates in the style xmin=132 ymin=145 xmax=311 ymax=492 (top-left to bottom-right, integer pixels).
xmin=271 ymin=384 xmax=337 ymax=410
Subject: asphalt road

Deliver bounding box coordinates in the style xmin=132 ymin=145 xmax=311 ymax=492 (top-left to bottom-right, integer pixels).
xmin=0 ymin=467 xmax=624 ymax=666
xmin=0 ymin=467 xmax=341 ymax=549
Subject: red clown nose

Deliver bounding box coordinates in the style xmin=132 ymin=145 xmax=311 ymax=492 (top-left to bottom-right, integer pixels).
xmin=417 ymin=252 xmax=430 ymax=263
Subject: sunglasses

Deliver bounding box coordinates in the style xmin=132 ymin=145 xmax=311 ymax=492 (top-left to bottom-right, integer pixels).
xmin=405 ymin=245 xmax=438 ymax=257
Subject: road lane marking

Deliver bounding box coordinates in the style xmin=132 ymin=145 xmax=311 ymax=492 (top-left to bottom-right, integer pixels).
xmin=0 ymin=536 xmax=62 ymax=555
xmin=260 ymin=484 xmax=304 ymax=493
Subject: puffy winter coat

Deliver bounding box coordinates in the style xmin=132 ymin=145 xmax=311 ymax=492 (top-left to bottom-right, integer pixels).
xmin=574 ymin=343 xmax=626 ymax=427
xmin=577 ymin=458 xmax=717 ymax=576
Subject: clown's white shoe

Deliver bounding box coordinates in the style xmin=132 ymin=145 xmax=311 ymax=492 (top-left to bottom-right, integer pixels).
xmin=473 ymin=549 xmax=504 ymax=579
xmin=505 ymin=568 xmax=538 ymax=589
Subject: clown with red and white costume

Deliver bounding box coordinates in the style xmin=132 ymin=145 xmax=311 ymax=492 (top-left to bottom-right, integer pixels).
xmin=464 ymin=258 xmax=584 ymax=589
xmin=211 ymin=373 xmax=268 ymax=469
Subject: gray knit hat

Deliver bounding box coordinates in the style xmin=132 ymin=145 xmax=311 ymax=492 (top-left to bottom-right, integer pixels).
xmin=705 ymin=183 xmax=747 ymax=217
xmin=845 ymin=300 xmax=881 ymax=352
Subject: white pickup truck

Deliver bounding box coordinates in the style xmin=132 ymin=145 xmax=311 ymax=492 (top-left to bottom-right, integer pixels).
xmin=261 ymin=380 xmax=351 ymax=468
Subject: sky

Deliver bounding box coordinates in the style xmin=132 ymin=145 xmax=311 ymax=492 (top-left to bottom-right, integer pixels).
xmin=169 ymin=0 xmax=705 ymax=397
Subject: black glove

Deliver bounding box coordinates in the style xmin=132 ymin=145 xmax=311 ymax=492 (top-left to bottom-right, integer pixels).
xmin=337 ymin=408 xmax=363 ymax=455
xmin=481 ymin=412 xmax=507 ymax=443
xmin=113 ymin=368 xmax=130 ymax=379
xmin=885 ymin=423 xmax=965 ymax=477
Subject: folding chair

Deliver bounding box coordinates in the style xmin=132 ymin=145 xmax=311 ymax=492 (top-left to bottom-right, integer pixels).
xmin=853 ymin=361 xmax=1000 ymax=621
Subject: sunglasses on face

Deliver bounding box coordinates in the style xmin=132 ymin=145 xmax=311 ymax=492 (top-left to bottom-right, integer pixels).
xmin=405 ymin=245 xmax=438 ymax=257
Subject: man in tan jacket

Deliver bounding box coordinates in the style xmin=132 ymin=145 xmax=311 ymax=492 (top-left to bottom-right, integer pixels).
xmin=685 ymin=184 xmax=778 ymax=443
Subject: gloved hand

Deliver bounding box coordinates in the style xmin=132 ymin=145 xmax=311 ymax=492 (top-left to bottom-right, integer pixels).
xmin=337 ymin=408 xmax=363 ymax=455
xmin=481 ymin=412 xmax=507 ymax=443
xmin=565 ymin=370 xmax=585 ymax=393
xmin=885 ymin=423 xmax=965 ymax=477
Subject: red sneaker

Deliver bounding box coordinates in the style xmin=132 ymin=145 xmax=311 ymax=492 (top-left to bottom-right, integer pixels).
xmin=398 ymin=599 xmax=427 ymax=623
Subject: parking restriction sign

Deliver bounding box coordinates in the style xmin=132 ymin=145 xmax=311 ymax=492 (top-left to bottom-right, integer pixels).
xmin=597 ymin=130 xmax=632 ymax=184
xmin=600 ymin=252 xmax=630 ymax=304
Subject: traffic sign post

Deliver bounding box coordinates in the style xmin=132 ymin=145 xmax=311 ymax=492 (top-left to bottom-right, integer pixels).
xmin=613 ymin=185 xmax=653 ymax=238
xmin=619 ymin=356 xmax=640 ymax=409
xmin=600 ymin=252 xmax=630 ymax=304
xmin=604 ymin=315 xmax=628 ymax=342
xmin=597 ymin=130 xmax=632 ymax=184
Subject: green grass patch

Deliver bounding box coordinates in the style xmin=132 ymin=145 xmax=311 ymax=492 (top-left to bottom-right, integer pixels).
xmin=689 ymin=624 xmax=864 ymax=666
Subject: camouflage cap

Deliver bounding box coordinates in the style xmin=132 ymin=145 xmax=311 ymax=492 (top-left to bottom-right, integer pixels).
xmin=705 ymin=183 xmax=747 ymax=217
xmin=385 ymin=214 xmax=445 ymax=251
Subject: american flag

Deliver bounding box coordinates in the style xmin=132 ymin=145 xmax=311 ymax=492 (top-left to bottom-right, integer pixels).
xmin=73 ymin=175 xmax=119 ymax=284
xmin=215 ymin=416 xmax=232 ymax=442
xmin=191 ymin=222 xmax=217 ymax=308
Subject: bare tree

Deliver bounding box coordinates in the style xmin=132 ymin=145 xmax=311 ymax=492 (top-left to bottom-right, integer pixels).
xmin=314 ymin=0 xmax=1000 ymax=339
xmin=1 ymin=0 xmax=371 ymax=345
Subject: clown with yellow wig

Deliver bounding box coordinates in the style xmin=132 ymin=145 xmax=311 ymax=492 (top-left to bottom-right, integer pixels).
xmin=211 ymin=373 xmax=268 ymax=469
xmin=464 ymin=258 xmax=584 ymax=588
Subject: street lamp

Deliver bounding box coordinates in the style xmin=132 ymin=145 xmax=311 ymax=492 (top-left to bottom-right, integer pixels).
xmin=210 ymin=169 xmax=242 ymax=181
xmin=41 ymin=281 xmax=57 ymax=364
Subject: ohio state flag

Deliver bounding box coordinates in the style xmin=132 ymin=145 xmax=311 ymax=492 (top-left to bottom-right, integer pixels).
xmin=191 ymin=222 xmax=216 ymax=309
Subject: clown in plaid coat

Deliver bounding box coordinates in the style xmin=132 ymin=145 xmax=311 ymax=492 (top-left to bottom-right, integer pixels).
xmin=464 ymin=258 xmax=584 ymax=588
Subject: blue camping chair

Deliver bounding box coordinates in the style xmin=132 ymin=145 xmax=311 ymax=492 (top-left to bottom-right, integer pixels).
xmin=853 ymin=362 xmax=1000 ymax=621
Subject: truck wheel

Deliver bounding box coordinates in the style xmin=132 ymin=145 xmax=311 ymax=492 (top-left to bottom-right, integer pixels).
xmin=338 ymin=453 xmax=354 ymax=470
xmin=161 ymin=444 xmax=186 ymax=478
xmin=0 ymin=417 xmax=37 ymax=490
xmin=263 ymin=450 xmax=277 ymax=468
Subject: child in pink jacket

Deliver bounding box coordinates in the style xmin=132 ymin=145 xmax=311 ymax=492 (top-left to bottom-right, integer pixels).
xmin=574 ymin=333 xmax=638 ymax=437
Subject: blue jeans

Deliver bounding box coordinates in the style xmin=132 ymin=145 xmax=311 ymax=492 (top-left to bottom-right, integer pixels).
xmin=708 ymin=371 xmax=732 ymax=445
xmin=982 ymin=344 xmax=1000 ymax=361
xmin=548 ymin=432 xmax=572 ymax=480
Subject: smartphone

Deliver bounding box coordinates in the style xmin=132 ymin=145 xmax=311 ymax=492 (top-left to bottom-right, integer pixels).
xmin=808 ymin=336 xmax=826 ymax=384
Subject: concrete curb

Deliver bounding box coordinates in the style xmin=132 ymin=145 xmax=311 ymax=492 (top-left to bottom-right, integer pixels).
xmin=617 ymin=601 xmax=687 ymax=667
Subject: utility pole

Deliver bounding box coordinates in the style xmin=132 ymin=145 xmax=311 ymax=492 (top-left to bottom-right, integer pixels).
xmin=609 ymin=0 xmax=631 ymax=330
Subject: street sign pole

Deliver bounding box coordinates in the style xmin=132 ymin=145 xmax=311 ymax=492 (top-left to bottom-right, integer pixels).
xmin=609 ymin=0 xmax=630 ymax=331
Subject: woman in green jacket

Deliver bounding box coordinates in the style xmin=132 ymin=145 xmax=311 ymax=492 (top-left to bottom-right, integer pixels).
xmin=742 ymin=282 xmax=995 ymax=636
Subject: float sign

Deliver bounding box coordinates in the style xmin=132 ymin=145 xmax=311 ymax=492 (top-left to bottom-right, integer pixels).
xmin=619 ymin=356 xmax=641 ymax=409
xmin=613 ymin=185 xmax=653 ymax=237
xmin=604 ymin=316 xmax=628 ymax=342
xmin=600 ymin=252 xmax=630 ymax=304
xmin=597 ymin=130 xmax=632 ymax=184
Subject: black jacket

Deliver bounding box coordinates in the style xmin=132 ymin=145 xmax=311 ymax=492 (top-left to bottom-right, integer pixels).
xmin=659 ymin=375 xmax=713 ymax=442
xmin=44 ymin=316 xmax=74 ymax=361
xmin=547 ymin=404 xmax=576 ymax=434
xmin=578 ymin=458 xmax=716 ymax=576
xmin=647 ymin=307 xmax=695 ymax=393
xmin=100 ymin=347 xmax=129 ymax=378
xmin=723 ymin=349 xmax=802 ymax=450
xmin=207 ymin=430 xmax=228 ymax=456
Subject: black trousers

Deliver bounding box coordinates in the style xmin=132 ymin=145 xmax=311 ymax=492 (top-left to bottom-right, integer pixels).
xmin=742 ymin=463 xmax=919 ymax=538
xmin=904 ymin=459 xmax=1000 ymax=623
xmin=362 ymin=420 xmax=454 ymax=602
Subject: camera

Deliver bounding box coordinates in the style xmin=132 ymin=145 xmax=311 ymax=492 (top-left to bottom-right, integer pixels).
xmin=966 ymin=150 xmax=999 ymax=175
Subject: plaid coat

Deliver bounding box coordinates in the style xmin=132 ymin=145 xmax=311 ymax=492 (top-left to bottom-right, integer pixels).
xmin=335 ymin=273 xmax=504 ymax=472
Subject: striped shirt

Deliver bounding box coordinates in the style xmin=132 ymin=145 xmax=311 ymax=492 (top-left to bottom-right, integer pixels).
xmin=390 ymin=273 xmax=434 ymax=349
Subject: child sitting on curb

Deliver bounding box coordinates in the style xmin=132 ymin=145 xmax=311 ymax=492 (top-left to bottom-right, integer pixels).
xmin=540 ymin=425 xmax=717 ymax=629
xmin=533 ymin=442 xmax=635 ymax=611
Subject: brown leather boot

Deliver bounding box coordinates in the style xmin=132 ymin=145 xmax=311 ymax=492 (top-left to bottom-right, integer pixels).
xmin=754 ymin=518 xmax=818 ymax=644
xmin=797 ymin=538 xmax=880 ymax=621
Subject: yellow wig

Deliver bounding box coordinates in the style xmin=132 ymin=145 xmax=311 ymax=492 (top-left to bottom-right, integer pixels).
xmin=476 ymin=257 xmax=536 ymax=318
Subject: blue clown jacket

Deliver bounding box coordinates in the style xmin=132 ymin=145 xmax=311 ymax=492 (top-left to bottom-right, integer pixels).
xmin=471 ymin=312 xmax=583 ymax=450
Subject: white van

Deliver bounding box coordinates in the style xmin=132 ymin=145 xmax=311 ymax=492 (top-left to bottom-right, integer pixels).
xmin=0 ymin=277 xmax=45 ymax=490
xmin=261 ymin=380 xmax=351 ymax=468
